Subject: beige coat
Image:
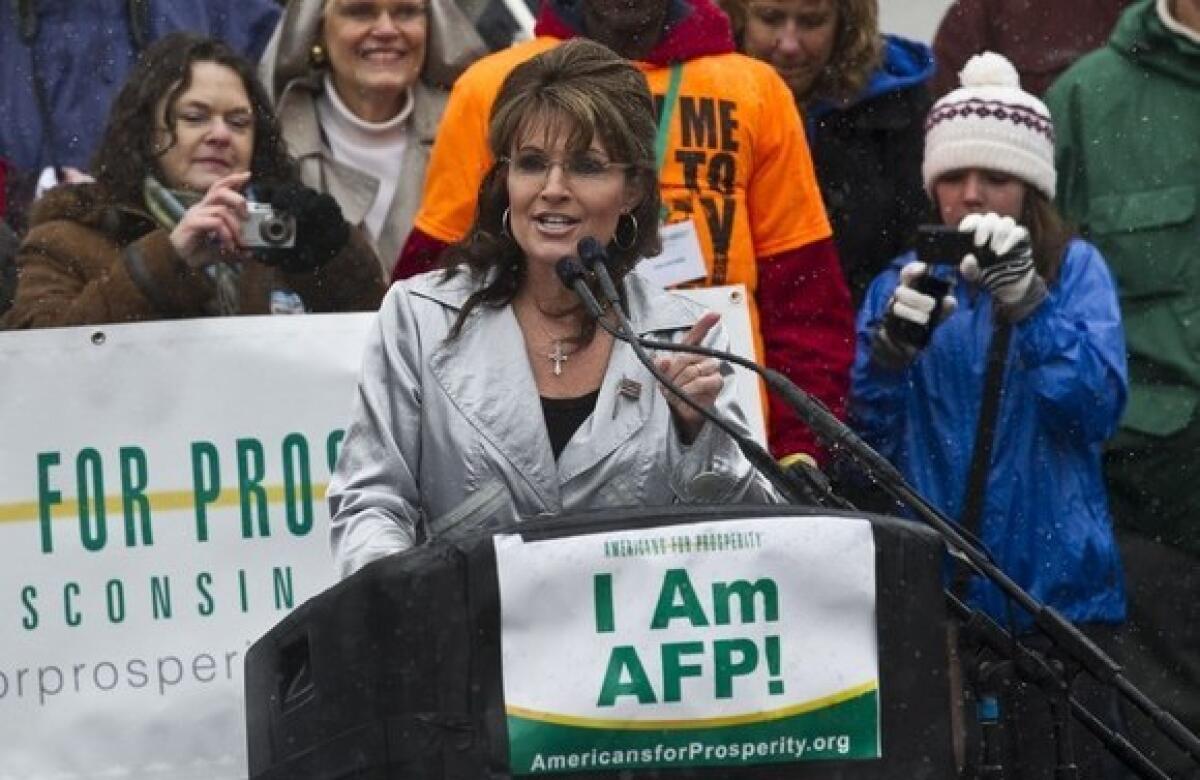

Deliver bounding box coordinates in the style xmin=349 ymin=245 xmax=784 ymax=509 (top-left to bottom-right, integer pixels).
xmin=259 ymin=0 xmax=486 ymax=278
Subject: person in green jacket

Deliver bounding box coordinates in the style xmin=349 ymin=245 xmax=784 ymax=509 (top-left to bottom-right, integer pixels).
xmin=1047 ymin=0 xmax=1200 ymax=775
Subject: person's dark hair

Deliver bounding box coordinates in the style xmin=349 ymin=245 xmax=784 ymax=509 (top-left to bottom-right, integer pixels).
xmin=443 ymin=39 xmax=661 ymax=338
xmin=1023 ymin=191 xmax=1071 ymax=284
xmin=90 ymin=33 xmax=295 ymax=208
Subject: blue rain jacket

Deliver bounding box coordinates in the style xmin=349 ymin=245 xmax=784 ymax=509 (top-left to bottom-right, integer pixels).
xmin=850 ymin=239 xmax=1128 ymax=629
xmin=1 ymin=0 xmax=281 ymax=173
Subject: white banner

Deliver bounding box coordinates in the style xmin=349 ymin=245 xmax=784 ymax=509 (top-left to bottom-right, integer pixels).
xmin=494 ymin=515 xmax=881 ymax=774
xmin=681 ymin=284 xmax=766 ymax=445
xmin=0 ymin=287 xmax=760 ymax=779
xmin=0 ymin=315 xmax=368 ymax=780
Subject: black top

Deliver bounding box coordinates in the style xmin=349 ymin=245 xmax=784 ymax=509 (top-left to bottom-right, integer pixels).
xmin=541 ymin=390 xmax=600 ymax=460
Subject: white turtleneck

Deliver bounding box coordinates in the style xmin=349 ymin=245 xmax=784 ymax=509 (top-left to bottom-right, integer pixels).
xmin=316 ymin=76 xmax=413 ymax=244
xmin=1159 ymin=0 xmax=1200 ymax=44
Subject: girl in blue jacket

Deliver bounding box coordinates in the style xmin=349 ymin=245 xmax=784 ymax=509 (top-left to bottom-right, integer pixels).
xmin=852 ymin=50 xmax=1127 ymax=630
xmin=851 ymin=49 xmax=1129 ymax=778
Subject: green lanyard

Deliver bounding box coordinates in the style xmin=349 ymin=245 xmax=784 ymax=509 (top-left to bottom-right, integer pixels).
xmin=655 ymin=62 xmax=684 ymax=222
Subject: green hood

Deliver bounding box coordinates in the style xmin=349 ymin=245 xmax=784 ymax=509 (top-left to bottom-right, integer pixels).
xmin=1110 ymin=0 xmax=1200 ymax=85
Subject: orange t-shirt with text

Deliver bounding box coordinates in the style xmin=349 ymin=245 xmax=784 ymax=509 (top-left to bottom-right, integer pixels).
xmin=415 ymin=36 xmax=831 ymax=302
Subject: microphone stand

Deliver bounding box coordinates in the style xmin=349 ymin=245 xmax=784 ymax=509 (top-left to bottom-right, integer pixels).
xmin=564 ymin=248 xmax=1195 ymax=779
xmin=553 ymin=257 xmax=817 ymax=507
xmin=622 ymin=330 xmax=1190 ymax=779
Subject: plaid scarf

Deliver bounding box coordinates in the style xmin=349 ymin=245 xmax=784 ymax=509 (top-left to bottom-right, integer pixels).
xmin=143 ymin=176 xmax=241 ymax=315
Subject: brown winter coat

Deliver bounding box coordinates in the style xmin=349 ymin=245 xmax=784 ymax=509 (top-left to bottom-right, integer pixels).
xmin=2 ymin=183 xmax=386 ymax=329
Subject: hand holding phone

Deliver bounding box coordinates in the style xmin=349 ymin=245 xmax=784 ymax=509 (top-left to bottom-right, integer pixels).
xmin=916 ymin=224 xmax=998 ymax=267
xmin=872 ymin=261 xmax=958 ymax=368
xmin=957 ymin=213 xmax=1046 ymax=321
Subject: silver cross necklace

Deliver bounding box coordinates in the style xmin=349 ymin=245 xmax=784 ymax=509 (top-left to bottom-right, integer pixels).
xmin=519 ymin=303 xmax=578 ymax=377
xmin=547 ymin=340 xmax=571 ymax=376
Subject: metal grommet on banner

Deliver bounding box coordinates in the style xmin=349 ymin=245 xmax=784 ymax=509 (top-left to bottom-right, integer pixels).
xmin=90 ymin=331 xmax=107 ymax=346
xmin=729 ymin=289 xmax=744 ymax=305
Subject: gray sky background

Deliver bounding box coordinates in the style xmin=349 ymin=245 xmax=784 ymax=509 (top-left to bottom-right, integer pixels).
xmin=880 ymin=0 xmax=954 ymax=42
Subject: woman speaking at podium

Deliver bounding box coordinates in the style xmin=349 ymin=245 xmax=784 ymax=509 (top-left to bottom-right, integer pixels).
xmin=328 ymin=39 xmax=779 ymax=578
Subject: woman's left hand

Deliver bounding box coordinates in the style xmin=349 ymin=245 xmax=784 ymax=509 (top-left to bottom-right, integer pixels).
xmin=655 ymin=311 xmax=724 ymax=444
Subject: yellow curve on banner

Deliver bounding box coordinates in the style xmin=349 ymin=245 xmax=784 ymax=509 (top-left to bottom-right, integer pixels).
xmin=506 ymin=680 xmax=878 ymax=731
xmin=0 ymin=484 xmax=331 ymax=525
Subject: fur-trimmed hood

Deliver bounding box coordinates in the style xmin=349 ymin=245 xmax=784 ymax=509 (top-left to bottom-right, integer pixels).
xmin=27 ymin=183 xmax=153 ymax=243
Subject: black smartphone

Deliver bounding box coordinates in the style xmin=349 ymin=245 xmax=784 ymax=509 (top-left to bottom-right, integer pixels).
xmin=915 ymin=224 xmax=976 ymax=266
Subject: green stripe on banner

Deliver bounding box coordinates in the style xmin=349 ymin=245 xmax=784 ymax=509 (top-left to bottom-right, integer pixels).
xmin=0 ymin=483 xmax=331 ymax=525
xmin=508 ymin=688 xmax=879 ymax=774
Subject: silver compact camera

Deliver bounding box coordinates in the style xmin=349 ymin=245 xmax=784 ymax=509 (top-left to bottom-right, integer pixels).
xmin=241 ymin=202 xmax=296 ymax=248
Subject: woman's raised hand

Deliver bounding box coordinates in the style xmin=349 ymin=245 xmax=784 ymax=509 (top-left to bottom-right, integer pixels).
xmin=655 ymin=311 xmax=724 ymax=444
xmin=168 ymin=171 xmax=251 ymax=268
xmin=957 ymin=212 xmax=1047 ymax=321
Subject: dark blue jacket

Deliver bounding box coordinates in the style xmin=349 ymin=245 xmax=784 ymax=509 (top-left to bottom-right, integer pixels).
xmin=851 ymin=240 xmax=1128 ymax=628
xmin=806 ymin=35 xmax=934 ymax=305
xmin=0 ymin=0 xmax=281 ymax=173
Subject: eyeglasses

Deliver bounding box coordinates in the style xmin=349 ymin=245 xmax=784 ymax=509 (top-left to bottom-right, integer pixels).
xmin=503 ymin=151 xmax=633 ymax=183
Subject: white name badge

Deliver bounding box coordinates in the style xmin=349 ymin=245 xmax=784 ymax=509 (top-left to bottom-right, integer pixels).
xmin=641 ymin=220 xmax=708 ymax=289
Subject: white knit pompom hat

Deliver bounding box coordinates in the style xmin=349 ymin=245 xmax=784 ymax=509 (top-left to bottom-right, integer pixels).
xmin=922 ymin=51 xmax=1056 ymax=199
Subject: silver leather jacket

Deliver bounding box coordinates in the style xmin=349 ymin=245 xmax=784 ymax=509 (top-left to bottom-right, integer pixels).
xmin=328 ymin=268 xmax=782 ymax=577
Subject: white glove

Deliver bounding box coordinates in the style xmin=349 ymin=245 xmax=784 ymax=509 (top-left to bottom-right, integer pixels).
xmin=872 ymin=261 xmax=958 ymax=369
xmin=958 ymin=213 xmax=1047 ymax=321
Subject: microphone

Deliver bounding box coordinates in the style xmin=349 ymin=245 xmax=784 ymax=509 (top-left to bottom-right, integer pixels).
xmin=577 ymin=236 xmax=623 ymax=313
xmin=554 ymin=257 xmax=606 ymax=320
xmin=556 ymin=248 xmax=820 ymax=506
xmin=624 ymin=330 xmax=993 ymax=550
xmin=779 ymin=453 xmax=852 ymax=510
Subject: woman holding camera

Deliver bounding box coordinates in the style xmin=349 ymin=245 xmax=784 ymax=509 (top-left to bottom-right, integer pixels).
xmin=3 ymin=34 xmax=385 ymax=330
xmin=850 ymin=52 xmax=1129 ymax=777
xmin=327 ymin=40 xmax=778 ymax=577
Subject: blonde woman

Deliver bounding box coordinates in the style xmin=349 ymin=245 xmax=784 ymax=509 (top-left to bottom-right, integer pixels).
xmin=259 ymin=0 xmax=486 ymax=279
xmin=719 ymin=0 xmax=933 ymax=303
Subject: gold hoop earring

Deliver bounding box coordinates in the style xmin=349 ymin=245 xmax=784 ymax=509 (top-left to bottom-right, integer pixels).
xmin=310 ymin=43 xmax=327 ymax=68
xmin=613 ymin=213 xmax=638 ymax=251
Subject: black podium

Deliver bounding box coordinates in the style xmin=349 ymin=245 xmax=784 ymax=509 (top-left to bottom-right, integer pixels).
xmin=245 ymin=505 xmax=956 ymax=778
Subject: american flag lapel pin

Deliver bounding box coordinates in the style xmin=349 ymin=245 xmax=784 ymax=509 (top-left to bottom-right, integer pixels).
xmin=613 ymin=377 xmax=643 ymax=418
